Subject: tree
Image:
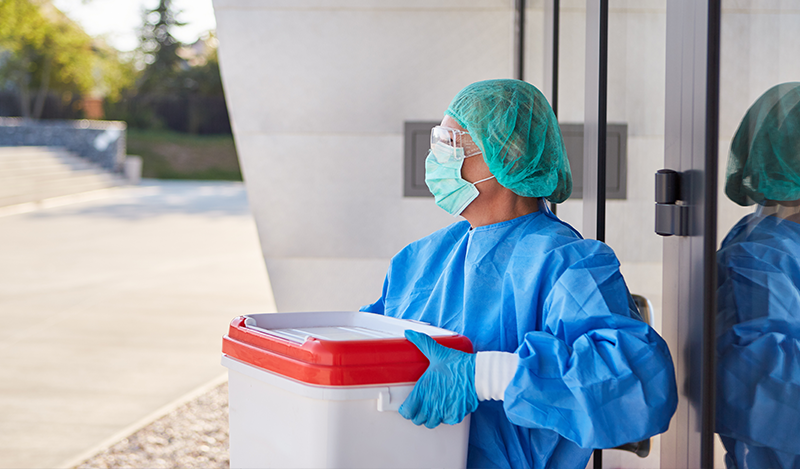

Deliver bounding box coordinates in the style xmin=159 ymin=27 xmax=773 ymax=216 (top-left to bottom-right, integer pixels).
xmin=103 ymin=3 xmax=230 ymax=133
xmin=137 ymin=0 xmax=185 ymax=94
xmin=178 ymin=32 xmax=223 ymax=97
xmin=0 ymin=0 xmax=98 ymax=118
xmin=88 ymin=43 xmax=136 ymax=105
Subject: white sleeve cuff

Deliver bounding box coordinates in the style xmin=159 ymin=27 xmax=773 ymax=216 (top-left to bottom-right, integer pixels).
xmin=474 ymin=351 xmax=519 ymax=401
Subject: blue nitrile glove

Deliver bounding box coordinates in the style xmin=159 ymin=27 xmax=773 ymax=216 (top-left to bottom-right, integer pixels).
xmin=399 ymin=329 xmax=479 ymax=429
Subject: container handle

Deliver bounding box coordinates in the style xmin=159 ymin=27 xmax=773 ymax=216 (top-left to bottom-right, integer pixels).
xmin=376 ymin=385 xmax=414 ymax=412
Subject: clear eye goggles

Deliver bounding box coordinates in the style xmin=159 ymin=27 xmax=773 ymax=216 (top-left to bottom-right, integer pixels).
xmin=430 ymin=126 xmax=482 ymax=160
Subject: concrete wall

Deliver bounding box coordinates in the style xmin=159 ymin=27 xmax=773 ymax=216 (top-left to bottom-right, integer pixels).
xmin=212 ymin=0 xmax=533 ymax=312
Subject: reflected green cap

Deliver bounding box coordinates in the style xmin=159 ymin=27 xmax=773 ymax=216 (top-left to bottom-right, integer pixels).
xmin=726 ymin=82 xmax=800 ymax=206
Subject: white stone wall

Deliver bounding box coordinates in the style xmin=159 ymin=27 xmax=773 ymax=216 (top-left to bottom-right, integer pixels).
xmin=212 ymin=0 xmax=529 ymax=312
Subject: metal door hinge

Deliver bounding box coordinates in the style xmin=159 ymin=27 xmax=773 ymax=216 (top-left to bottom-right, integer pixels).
xmin=655 ymin=169 xmax=689 ymax=236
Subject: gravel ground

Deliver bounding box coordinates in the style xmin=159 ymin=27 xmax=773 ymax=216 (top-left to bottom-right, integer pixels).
xmin=73 ymin=383 xmax=229 ymax=469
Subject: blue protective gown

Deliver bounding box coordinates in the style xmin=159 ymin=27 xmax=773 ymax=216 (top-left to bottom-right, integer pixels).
xmin=361 ymin=209 xmax=678 ymax=469
xmin=716 ymin=214 xmax=800 ymax=469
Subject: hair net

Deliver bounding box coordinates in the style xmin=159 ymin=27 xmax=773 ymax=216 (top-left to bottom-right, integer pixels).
xmin=445 ymin=79 xmax=572 ymax=203
xmin=726 ymin=82 xmax=800 ymax=206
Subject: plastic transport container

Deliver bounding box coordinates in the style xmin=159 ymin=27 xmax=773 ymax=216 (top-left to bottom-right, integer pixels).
xmin=221 ymin=311 xmax=473 ymax=469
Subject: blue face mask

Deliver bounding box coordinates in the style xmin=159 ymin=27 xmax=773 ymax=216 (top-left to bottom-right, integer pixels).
xmin=425 ymin=142 xmax=495 ymax=216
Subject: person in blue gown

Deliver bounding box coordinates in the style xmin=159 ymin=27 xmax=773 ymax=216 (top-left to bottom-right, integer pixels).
xmin=716 ymin=82 xmax=800 ymax=469
xmin=361 ymin=79 xmax=678 ymax=469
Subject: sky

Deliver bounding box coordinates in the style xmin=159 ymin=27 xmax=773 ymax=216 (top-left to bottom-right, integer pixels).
xmin=50 ymin=0 xmax=217 ymax=52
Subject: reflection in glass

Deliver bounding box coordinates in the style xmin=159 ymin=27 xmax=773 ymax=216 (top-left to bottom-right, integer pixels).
xmin=716 ymin=83 xmax=800 ymax=469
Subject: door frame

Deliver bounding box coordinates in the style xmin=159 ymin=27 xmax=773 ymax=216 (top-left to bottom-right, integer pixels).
xmin=659 ymin=1 xmax=721 ymax=467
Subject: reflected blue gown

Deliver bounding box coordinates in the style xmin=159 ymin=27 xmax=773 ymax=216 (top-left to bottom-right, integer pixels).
xmin=717 ymin=214 xmax=800 ymax=469
xmin=361 ymin=209 xmax=678 ymax=469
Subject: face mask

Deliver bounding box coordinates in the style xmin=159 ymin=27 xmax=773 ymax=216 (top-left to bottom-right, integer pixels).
xmin=425 ymin=142 xmax=495 ymax=216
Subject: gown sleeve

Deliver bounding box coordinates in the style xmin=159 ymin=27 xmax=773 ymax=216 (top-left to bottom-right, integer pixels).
xmin=716 ymin=247 xmax=800 ymax=455
xmin=503 ymin=242 xmax=678 ymax=449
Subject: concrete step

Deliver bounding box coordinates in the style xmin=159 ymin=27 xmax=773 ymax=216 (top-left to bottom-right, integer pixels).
xmin=0 ymin=146 xmax=63 ymax=156
xmin=0 ymin=170 xmax=121 ymax=189
xmin=0 ymin=173 xmax=121 ymax=196
xmin=0 ymin=146 xmax=124 ymax=208
xmin=0 ymin=157 xmax=101 ymax=172
xmin=0 ymin=161 xmax=118 ymax=185
xmin=0 ymin=150 xmax=101 ymax=172
xmin=0 ymin=147 xmax=72 ymax=162
xmin=0 ymin=166 xmax=115 ymax=185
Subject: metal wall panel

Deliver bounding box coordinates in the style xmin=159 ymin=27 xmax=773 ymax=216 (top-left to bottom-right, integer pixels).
xmin=561 ymin=123 xmax=626 ymax=199
xmin=404 ymin=121 xmax=438 ymax=197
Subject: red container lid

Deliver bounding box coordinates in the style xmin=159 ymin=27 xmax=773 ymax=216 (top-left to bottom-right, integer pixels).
xmin=222 ymin=312 xmax=473 ymax=386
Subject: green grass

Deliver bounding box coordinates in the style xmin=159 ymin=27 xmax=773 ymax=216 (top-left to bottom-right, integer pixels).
xmin=126 ymin=129 xmax=242 ymax=181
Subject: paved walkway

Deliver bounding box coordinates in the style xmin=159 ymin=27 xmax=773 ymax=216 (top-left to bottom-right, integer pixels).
xmin=0 ymin=180 xmax=276 ymax=469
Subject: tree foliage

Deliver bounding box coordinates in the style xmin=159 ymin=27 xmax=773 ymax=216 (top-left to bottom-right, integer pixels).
xmin=137 ymin=0 xmax=185 ymax=94
xmin=0 ymin=0 xmax=133 ymax=118
xmin=177 ymin=33 xmax=223 ymax=97
xmin=105 ymin=2 xmax=228 ymax=134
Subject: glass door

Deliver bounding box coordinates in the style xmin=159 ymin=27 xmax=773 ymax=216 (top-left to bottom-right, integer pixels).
xmin=652 ymin=1 xmax=799 ymax=468
xmin=556 ymin=2 xmax=672 ymax=467
xmin=658 ymin=0 xmax=721 ymax=465
xmin=543 ymin=1 xmax=799 ymax=467
xmin=713 ymin=3 xmax=800 ymax=469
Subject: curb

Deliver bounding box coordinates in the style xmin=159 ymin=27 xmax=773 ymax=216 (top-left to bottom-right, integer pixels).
xmin=56 ymin=373 xmax=229 ymax=469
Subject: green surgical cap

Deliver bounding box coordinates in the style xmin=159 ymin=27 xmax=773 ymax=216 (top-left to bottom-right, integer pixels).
xmin=445 ymin=79 xmax=572 ymax=203
xmin=726 ymin=82 xmax=800 ymax=206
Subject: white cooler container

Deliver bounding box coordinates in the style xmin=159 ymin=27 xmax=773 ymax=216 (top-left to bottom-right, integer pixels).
xmin=221 ymin=311 xmax=473 ymax=469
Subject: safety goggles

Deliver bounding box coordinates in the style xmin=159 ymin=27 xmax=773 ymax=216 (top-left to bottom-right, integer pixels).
xmin=430 ymin=126 xmax=482 ymax=160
